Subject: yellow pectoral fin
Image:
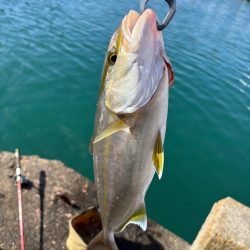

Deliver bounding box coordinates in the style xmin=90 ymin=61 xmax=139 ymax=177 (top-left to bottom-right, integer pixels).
xmin=93 ymin=119 xmax=129 ymax=144
xmin=153 ymin=131 xmax=164 ymax=179
xmin=117 ymin=204 xmax=147 ymax=232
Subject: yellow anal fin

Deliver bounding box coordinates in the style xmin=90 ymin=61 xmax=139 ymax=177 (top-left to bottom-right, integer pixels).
xmin=153 ymin=131 xmax=164 ymax=179
xmin=93 ymin=119 xmax=129 ymax=144
xmin=118 ymin=204 xmax=147 ymax=232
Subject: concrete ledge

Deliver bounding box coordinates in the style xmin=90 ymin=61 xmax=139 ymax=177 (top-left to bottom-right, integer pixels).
xmin=0 ymin=151 xmax=190 ymax=250
xmin=2 ymin=150 xmax=249 ymax=250
xmin=191 ymin=197 xmax=250 ymax=250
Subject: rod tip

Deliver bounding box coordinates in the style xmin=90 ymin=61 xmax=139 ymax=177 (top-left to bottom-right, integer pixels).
xmin=15 ymin=148 xmax=20 ymax=160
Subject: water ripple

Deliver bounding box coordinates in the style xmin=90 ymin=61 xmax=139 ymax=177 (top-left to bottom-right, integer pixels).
xmin=0 ymin=0 xmax=249 ymax=244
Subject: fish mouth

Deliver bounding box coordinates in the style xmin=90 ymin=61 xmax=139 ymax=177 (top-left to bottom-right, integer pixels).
xmin=122 ymin=9 xmax=158 ymax=51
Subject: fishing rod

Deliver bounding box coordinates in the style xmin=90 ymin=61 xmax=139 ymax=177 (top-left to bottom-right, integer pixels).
xmin=15 ymin=148 xmax=25 ymax=250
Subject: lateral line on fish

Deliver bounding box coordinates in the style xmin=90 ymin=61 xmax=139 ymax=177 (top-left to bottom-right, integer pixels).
xmin=102 ymin=115 xmax=112 ymax=216
xmin=93 ymin=119 xmax=130 ymax=144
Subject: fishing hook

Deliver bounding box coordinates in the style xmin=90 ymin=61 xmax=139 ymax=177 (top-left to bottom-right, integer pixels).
xmin=140 ymin=0 xmax=176 ymax=31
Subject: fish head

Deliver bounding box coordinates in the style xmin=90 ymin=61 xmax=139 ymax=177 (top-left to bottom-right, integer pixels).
xmin=103 ymin=9 xmax=168 ymax=114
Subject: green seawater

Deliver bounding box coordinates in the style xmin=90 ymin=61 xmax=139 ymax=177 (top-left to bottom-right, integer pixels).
xmin=0 ymin=0 xmax=249 ymax=243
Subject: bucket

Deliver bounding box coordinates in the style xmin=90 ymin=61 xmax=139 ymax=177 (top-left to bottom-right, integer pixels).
xmin=66 ymin=207 xmax=102 ymax=250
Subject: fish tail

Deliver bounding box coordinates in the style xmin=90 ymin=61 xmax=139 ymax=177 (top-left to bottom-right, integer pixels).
xmin=87 ymin=230 xmax=118 ymax=250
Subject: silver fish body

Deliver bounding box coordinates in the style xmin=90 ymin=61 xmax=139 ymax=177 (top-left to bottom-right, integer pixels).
xmin=88 ymin=9 xmax=173 ymax=250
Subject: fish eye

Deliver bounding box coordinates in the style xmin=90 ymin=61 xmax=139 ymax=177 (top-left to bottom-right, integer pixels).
xmin=110 ymin=54 xmax=117 ymax=64
xmin=108 ymin=48 xmax=117 ymax=65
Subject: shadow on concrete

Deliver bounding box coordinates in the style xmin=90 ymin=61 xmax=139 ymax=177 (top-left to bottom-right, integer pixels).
xmin=39 ymin=170 xmax=46 ymax=250
xmin=116 ymin=235 xmax=165 ymax=250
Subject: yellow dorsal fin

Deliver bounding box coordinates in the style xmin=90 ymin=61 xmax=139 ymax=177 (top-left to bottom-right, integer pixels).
xmin=117 ymin=204 xmax=147 ymax=232
xmin=153 ymin=131 xmax=164 ymax=179
xmin=93 ymin=119 xmax=129 ymax=144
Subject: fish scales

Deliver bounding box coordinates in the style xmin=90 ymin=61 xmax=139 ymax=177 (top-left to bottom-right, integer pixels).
xmin=88 ymin=8 xmax=173 ymax=250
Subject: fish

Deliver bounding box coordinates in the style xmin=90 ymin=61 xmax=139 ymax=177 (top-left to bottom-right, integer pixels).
xmin=88 ymin=8 xmax=174 ymax=250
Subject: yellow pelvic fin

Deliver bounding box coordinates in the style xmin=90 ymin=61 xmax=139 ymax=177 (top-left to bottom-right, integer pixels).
xmin=153 ymin=131 xmax=164 ymax=179
xmin=93 ymin=119 xmax=129 ymax=144
xmin=118 ymin=204 xmax=147 ymax=232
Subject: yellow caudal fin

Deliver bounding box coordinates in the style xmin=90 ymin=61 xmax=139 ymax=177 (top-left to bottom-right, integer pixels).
xmin=93 ymin=119 xmax=129 ymax=144
xmin=117 ymin=204 xmax=147 ymax=232
xmin=153 ymin=131 xmax=164 ymax=179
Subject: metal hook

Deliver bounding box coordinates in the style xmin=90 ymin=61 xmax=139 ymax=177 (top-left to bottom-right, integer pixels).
xmin=140 ymin=0 xmax=176 ymax=31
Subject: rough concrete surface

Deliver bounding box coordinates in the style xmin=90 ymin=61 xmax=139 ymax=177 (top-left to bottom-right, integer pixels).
xmin=191 ymin=197 xmax=250 ymax=250
xmin=0 ymin=151 xmax=190 ymax=250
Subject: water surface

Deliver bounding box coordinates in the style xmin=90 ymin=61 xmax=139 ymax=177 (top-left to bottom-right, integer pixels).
xmin=0 ymin=0 xmax=249 ymax=242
